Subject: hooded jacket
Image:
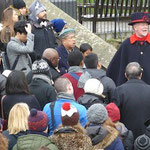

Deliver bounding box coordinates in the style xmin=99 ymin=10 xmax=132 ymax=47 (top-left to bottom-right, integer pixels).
xmin=86 ymin=124 xmax=124 ymax=150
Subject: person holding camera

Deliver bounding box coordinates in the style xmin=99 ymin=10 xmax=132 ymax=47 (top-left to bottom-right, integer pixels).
xmin=7 ymin=20 xmax=34 ymax=75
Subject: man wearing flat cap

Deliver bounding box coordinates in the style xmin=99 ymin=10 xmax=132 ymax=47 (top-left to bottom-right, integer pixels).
xmin=56 ymin=28 xmax=76 ymax=75
xmin=107 ymin=12 xmax=150 ymax=86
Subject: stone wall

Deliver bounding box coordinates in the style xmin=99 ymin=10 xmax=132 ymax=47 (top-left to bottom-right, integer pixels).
xmin=25 ymin=0 xmax=117 ymax=68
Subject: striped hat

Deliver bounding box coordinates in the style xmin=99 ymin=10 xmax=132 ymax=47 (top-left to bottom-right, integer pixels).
xmin=28 ymin=109 xmax=48 ymax=132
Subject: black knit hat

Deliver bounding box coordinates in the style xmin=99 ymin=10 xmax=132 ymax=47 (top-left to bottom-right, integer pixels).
xmin=134 ymin=134 xmax=150 ymax=150
xmin=13 ymin=0 xmax=26 ymax=9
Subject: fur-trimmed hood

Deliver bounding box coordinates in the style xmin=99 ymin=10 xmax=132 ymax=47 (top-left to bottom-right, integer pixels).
xmin=86 ymin=124 xmax=121 ymax=149
xmin=51 ymin=125 xmax=93 ymax=150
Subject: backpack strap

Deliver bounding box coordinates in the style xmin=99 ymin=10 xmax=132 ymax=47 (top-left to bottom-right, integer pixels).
xmin=50 ymin=101 xmax=56 ymax=132
xmin=69 ymin=72 xmax=80 ymax=81
xmin=1 ymin=52 xmax=20 ymax=70
xmin=11 ymin=55 xmax=20 ymax=70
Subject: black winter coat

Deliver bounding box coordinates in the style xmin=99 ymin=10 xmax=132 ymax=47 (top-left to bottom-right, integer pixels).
xmin=107 ymin=36 xmax=150 ymax=86
xmin=2 ymin=94 xmax=41 ymax=120
xmin=29 ymin=78 xmax=57 ymax=109
xmin=32 ymin=21 xmax=57 ymax=58
xmin=112 ymin=79 xmax=150 ymax=139
xmin=78 ymin=93 xmax=105 ymax=109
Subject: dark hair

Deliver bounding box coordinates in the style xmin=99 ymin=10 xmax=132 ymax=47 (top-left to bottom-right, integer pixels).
xmin=54 ymin=77 xmax=71 ymax=93
xmin=84 ymin=53 xmax=98 ymax=69
xmin=68 ymin=50 xmax=83 ymax=66
xmin=6 ymin=70 xmax=30 ymax=95
xmin=14 ymin=20 xmax=27 ymax=35
xmin=125 ymin=62 xmax=142 ymax=79
xmin=80 ymin=43 xmax=92 ymax=53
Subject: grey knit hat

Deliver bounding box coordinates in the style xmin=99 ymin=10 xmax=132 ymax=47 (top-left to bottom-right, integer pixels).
xmin=29 ymin=0 xmax=46 ymax=16
xmin=134 ymin=134 xmax=150 ymax=150
xmin=87 ymin=104 xmax=108 ymax=124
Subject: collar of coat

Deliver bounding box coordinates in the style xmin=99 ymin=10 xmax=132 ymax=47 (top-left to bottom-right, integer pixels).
xmin=130 ymin=33 xmax=150 ymax=44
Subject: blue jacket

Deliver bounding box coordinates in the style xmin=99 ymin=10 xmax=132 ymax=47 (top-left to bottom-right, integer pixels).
xmin=106 ymin=137 xmax=124 ymax=150
xmin=43 ymin=97 xmax=88 ymax=135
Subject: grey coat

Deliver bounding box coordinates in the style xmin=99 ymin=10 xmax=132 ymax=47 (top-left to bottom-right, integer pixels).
xmin=7 ymin=33 xmax=34 ymax=75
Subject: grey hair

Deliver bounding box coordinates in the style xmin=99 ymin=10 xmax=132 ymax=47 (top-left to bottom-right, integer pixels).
xmin=125 ymin=62 xmax=142 ymax=79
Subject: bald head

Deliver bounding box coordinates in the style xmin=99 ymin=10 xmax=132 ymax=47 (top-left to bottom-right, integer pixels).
xmin=125 ymin=62 xmax=142 ymax=80
xmin=42 ymin=48 xmax=59 ymax=68
xmin=43 ymin=48 xmax=58 ymax=59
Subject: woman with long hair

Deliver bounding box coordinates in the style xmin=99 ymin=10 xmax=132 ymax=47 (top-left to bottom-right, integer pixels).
xmin=0 ymin=7 xmax=18 ymax=51
xmin=0 ymin=7 xmax=18 ymax=72
xmin=3 ymin=103 xmax=30 ymax=150
xmin=1 ymin=70 xmax=41 ymax=121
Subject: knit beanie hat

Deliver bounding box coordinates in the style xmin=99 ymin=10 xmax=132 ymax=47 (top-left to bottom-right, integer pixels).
xmin=35 ymin=0 xmax=46 ymax=16
xmin=134 ymin=134 xmax=150 ymax=150
xmin=28 ymin=109 xmax=48 ymax=132
xmin=51 ymin=19 xmax=66 ymax=33
xmin=32 ymin=59 xmax=50 ymax=75
xmin=87 ymin=104 xmax=108 ymax=124
xmin=29 ymin=0 xmax=46 ymax=17
xmin=59 ymin=28 xmax=75 ymax=39
xmin=84 ymin=78 xmax=104 ymax=96
xmin=106 ymin=103 xmax=120 ymax=122
xmin=61 ymin=103 xmax=79 ymax=126
xmin=13 ymin=0 xmax=26 ymax=9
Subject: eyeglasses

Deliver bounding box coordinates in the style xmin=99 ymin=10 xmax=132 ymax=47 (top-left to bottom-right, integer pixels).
xmin=53 ymin=57 xmax=61 ymax=61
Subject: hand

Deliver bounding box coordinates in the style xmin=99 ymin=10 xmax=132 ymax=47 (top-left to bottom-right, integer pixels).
xmin=25 ymin=23 xmax=32 ymax=34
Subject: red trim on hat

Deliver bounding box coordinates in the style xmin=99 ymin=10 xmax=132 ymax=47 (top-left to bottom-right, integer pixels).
xmin=130 ymin=33 xmax=150 ymax=44
xmin=130 ymin=19 xmax=149 ymax=24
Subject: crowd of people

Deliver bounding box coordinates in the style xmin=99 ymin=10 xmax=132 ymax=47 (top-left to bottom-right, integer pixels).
xmin=1 ymin=0 xmax=150 ymax=150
